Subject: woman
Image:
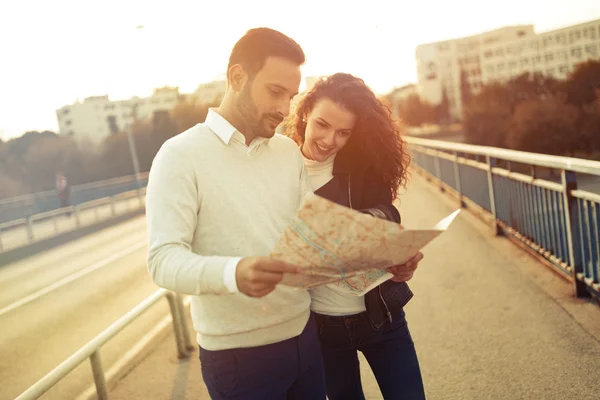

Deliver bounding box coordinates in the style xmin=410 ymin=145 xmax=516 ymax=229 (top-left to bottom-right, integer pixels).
xmin=287 ymin=73 xmax=426 ymax=399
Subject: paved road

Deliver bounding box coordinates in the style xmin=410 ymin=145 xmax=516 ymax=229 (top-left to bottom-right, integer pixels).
xmin=108 ymin=173 xmax=600 ymax=400
xmin=0 ymin=195 xmax=144 ymax=254
xmin=0 ymin=215 xmax=166 ymax=400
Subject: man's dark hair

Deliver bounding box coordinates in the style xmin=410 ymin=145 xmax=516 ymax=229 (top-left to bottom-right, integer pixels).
xmin=227 ymin=27 xmax=305 ymax=81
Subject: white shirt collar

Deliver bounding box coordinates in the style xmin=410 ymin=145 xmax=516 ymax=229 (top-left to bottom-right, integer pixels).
xmin=204 ymin=108 xmax=269 ymax=154
xmin=205 ymin=108 xmax=237 ymax=145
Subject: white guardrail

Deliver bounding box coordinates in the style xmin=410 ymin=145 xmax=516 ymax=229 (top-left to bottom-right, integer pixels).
xmin=0 ymin=188 xmax=146 ymax=253
xmin=15 ymin=290 xmax=193 ymax=400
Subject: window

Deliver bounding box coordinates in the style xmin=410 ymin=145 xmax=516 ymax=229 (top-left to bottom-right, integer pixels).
xmin=486 ymin=64 xmax=495 ymax=73
xmin=517 ymin=30 xmax=526 ymax=37
xmin=571 ymin=47 xmax=582 ymax=58
xmin=543 ymin=37 xmax=553 ymax=47
xmin=106 ymin=115 xmax=119 ymax=134
xmin=509 ymin=60 xmax=517 ymax=69
xmin=497 ymin=63 xmax=505 ymax=70
xmin=507 ymin=45 xmax=522 ymax=56
xmin=569 ymin=30 xmax=581 ymax=42
xmin=62 ymin=108 xmax=70 ymax=115
xmin=520 ymin=58 xmax=529 ymax=66
xmin=559 ymin=65 xmax=569 ymax=74
xmin=68 ymin=130 xmax=74 ymax=136
xmin=586 ymin=44 xmax=597 ymax=56
xmin=530 ymin=40 xmax=539 ymax=50
xmin=555 ymin=33 xmax=566 ymax=44
xmin=547 ymin=68 xmax=555 ymax=76
xmin=545 ymin=53 xmax=554 ymax=62
xmin=65 ymin=119 xmax=72 ymax=126
xmin=557 ymin=51 xmax=567 ymax=61
xmin=495 ymin=48 xmax=504 ymax=57
xmin=484 ymin=50 xmax=493 ymax=58
xmin=533 ymin=55 xmax=542 ymax=63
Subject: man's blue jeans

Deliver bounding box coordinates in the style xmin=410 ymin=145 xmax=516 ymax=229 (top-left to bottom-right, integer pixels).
xmin=315 ymin=310 xmax=426 ymax=400
xmin=199 ymin=313 xmax=326 ymax=399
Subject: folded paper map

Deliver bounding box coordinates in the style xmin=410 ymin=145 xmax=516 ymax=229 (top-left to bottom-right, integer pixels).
xmin=271 ymin=194 xmax=460 ymax=295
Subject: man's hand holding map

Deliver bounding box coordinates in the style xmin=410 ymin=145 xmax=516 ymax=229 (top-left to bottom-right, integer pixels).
xmin=270 ymin=193 xmax=461 ymax=295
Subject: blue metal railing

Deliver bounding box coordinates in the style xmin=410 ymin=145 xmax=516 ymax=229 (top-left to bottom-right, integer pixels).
xmin=0 ymin=173 xmax=149 ymax=224
xmin=406 ymin=136 xmax=600 ymax=300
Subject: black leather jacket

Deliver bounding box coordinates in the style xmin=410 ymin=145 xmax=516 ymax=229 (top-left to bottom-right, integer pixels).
xmin=313 ymin=152 xmax=413 ymax=329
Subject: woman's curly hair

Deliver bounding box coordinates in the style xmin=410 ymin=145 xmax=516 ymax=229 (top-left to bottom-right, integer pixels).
xmin=286 ymin=73 xmax=410 ymax=198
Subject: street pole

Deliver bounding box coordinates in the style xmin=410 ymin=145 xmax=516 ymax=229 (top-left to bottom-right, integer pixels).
xmin=126 ymin=128 xmax=141 ymax=189
xmin=127 ymin=24 xmax=145 ymax=190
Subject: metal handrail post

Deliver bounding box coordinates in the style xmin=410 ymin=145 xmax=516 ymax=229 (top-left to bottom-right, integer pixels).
xmin=165 ymin=292 xmax=189 ymax=359
xmin=561 ymin=169 xmax=589 ymax=298
xmin=175 ymin=292 xmax=194 ymax=351
xmin=90 ymin=351 xmax=109 ymax=400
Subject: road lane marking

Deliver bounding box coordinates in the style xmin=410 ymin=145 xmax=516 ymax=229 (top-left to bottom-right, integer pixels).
xmin=0 ymin=241 xmax=147 ymax=317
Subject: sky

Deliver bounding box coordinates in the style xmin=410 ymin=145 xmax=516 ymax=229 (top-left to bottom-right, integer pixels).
xmin=1 ymin=0 xmax=600 ymax=140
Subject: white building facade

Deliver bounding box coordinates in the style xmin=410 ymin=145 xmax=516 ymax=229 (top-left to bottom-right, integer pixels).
xmin=416 ymin=18 xmax=600 ymax=119
xmin=56 ymin=86 xmax=180 ymax=144
xmin=192 ymin=80 xmax=227 ymax=104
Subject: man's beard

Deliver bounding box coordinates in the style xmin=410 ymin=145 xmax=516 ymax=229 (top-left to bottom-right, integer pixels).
xmin=236 ymin=84 xmax=283 ymax=139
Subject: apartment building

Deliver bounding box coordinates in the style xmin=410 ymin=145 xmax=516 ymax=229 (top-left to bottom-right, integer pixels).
xmin=56 ymin=86 xmax=180 ymax=144
xmin=416 ymin=18 xmax=600 ymax=119
xmin=192 ymin=80 xmax=227 ymax=104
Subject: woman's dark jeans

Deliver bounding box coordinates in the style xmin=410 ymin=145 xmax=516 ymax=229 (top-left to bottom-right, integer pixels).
xmin=315 ymin=310 xmax=426 ymax=400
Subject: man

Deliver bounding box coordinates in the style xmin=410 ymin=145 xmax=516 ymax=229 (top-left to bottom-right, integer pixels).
xmin=56 ymin=172 xmax=71 ymax=216
xmin=56 ymin=172 xmax=69 ymax=208
xmin=146 ymin=28 xmax=326 ymax=399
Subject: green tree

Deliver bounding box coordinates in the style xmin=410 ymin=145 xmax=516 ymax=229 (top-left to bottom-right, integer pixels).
xmin=22 ymin=135 xmax=94 ymax=192
xmin=397 ymin=94 xmax=437 ymax=127
xmin=565 ymin=60 xmax=600 ymax=107
xmin=463 ymin=83 xmax=512 ymax=147
xmin=459 ymin=69 xmax=472 ymax=110
xmin=506 ymin=72 xmax=564 ymax=103
xmin=463 ymin=73 xmax=564 ymax=148
xmin=437 ymin=87 xmax=451 ymax=124
xmin=508 ymin=97 xmax=580 ymax=156
xmin=581 ymin=112 xmax=600 ymax=153
xmin=170 ymin=97 xmax=214 ymax=133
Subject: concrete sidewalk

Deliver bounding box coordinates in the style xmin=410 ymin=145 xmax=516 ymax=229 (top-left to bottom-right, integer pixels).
xmin=108 ymin=174 xmax=600 ymax=399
